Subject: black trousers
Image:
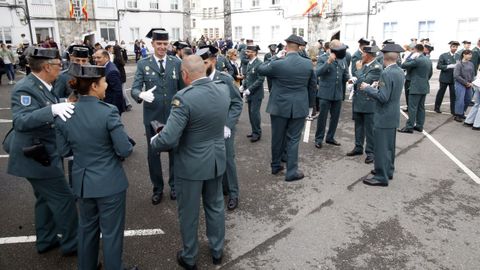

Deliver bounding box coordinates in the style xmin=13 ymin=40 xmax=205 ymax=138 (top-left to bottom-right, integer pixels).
xmin=404 ymin=80 xmax=411 ymax=106
xmin=435 ymin=82 xmax=455 ymax=114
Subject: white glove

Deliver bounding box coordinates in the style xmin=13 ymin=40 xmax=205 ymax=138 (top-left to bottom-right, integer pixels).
xmin=51 ymin=102 xmax=75 ymax=122
xmin=224 ymin=126 xmax=231 ymax=139
xmin=411 ymin=52 xmax=420 ymax=59
xmin=371 ymin=81 xmax=379 ymax=89
xmin=276 ymin=50 xmax=286 ymax=58
xmin=244 ymin=89 xmax=251 ymax=96
xmin=308 ymin=108 xmax=313 ymax=117
xmin=139 ymin=85 xmax=157 ymax=103
xmin=150 ymin=133 xmax=159 ymax=145
xmin=349 ymin=77 xmax=358 ymax=84
xmin=447 ymin=64 xmax=456 ymax=69
xmin=347 ymin=84 xmax=354 ymax=100
xmin=239 ymin=85 xmax=244 ymax=92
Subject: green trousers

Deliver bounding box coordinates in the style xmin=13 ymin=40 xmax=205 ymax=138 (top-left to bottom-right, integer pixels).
xmin=406 ymin=94 xmax=426 ymax=129
xmin=372 ymin=128 xmax=396 ymax=183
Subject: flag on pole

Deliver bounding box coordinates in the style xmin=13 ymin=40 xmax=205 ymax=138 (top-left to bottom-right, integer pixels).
xmin=303 ymin=0 xmax=318 ymax=16
xmin=69 ymin=0 xmax=74 ymax=18
xmin=82 ymin=0 xmax=88 ymax=21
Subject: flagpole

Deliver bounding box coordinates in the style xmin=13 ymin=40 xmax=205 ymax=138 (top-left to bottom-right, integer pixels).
xmin=24 ymin=0 xmax=34 ymax=44
xmin=366 ymin=0 xmax=370 ymax=38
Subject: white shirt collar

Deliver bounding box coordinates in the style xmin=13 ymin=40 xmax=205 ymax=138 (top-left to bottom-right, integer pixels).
xmin=32 ymin=72 xmax=53 ymax=91
xmin=208 ymin=69 xmax=216 ymax=80
xmin=249 ymin=57 xmax=257 ymax=64
xmin=191 ymin=76 xmax=207 ymax=84
xmin=385 ymin=63 xmax=396 ymax=69
xmin=153 ymin=54 xmax=167 ymax=68
xmin=365 ymin=59 xmax=376 ymax=67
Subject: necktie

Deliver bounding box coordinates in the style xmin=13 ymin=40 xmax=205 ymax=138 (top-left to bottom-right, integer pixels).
xmin=159 ymin=59 xmax=165 ymax=74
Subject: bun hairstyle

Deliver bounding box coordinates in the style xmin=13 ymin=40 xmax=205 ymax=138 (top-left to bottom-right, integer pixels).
xmin=68 ymin=77 xmax=102 ymax=96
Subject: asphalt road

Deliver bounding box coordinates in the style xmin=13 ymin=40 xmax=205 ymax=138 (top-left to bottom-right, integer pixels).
xmin=1 ymin=62 xmax=479 ymax=270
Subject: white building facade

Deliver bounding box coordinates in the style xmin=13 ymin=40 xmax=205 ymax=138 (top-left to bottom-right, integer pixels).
xmin=190 ymin=0 xmax=224 ymax=40
xmin=340 ymin=0 xmax=480 ymax=59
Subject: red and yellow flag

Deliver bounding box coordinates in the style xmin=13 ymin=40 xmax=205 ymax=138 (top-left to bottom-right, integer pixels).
xmin=82 ymin=0 xmax=88 ymax=21
xmin=69 ymin=0 xmax=74 ymax=18
xmin=303 ymin=0 xmax=318 ymax=16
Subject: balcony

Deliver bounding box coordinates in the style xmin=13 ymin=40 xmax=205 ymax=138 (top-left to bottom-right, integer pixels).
xmin=28 ymin=3 xmax=55 ymax=17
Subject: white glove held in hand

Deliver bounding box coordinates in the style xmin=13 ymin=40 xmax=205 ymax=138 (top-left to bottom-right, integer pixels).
xmin=51 ymin=102 xmax=75 ymax=122
xmin=239 ymin=85 xmax=244 ymax=92
xmin=244 ymin=89 xmax=251 ymax=96
xmin=276 ymin=50 xmax=286 ymax=58
xmin=308 ymin=108 xmax=313 ymax=117
xmin=224 ymin=126 xmax=231 ymax=139
xmin=350 ymin=77 xmax=358 ymax=84
xmin=150 ymin=133 xmax=159 ymax=145
xmin=139 ymin=85 xmax=157 ymax=103
xmin=447 ymin=64 xmax=456 ymax=69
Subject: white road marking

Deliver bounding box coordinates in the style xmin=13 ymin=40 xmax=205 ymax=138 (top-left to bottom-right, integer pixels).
xmin=303 ymin=120 xmax=311 ymax=143
xmin=0 ymin=228 xmax=165 ymax=245
xmin=0 ymin=107 xmax=11 ymax=110
xmin=400 ymin=110 xmax=480 ymax=184
xmin=0 ymin=155 xmax=9 ymax=158
xmin=0 ymin=119 xmax=12 ymax=123
xmin=425 ymin=109 xmax=452 ymax=115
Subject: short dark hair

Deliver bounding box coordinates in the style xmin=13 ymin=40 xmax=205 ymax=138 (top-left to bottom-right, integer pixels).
xmin=414 ymin=44 xmax=424 ymax=51
xmin=461 ymin=49 xmax=472 ymax=60
xmin=28 ymin=57 xmax=49 ymax=72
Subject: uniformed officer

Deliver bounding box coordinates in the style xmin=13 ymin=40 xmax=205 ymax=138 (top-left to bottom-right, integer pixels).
xmin=240 ymin=39 xmax=254 ymax=76
xmin=258 ymin=34 xmax=317 ymax=182
xmin=55 ymin=63 xmax=136 ymax=270
xmin=215 ymin=49 xmax=234 ymax=76
xmin=435 ymin=41 xmax=460 ymax=114
xmin=173 ymin=41 xmax=190 ymax=60
xmin=351 ymin=38 xmax=370 ymax=75
xmin=196 ymin=46 xmax=243 ymax=210
xmin=52 ymin=45 xmax=90 ymax=100
xmin=242 ymin=44 xmax=265 ymax=142
xmin=264 ymin=44 xmax=277 ymax=91
xmin=399 ymin=44 xmax=433 ymax=133
xmin=314 ymin=39 xmax=349 ymax=148
xmin=359 ymin=43 xmax=406 ymax=186
xmin=347 ymin=45 xmax=383 ymax=164
xmin=6 ymin=48 xmax=78 ymax=256
xmin=150 ymin=55 xmax=230 ymax=269
xmin=131 ymin=28 xmax=184 ymax=204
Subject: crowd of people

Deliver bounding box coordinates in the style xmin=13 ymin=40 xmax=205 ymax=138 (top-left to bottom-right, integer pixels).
xmin=2 ymin=27 xmax=480 ymax=270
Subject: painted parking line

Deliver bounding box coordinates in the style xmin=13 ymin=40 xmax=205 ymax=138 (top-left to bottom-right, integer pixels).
xmin=0 ymin=228 xmax=165 ymax=245
xmin=303 ymin=119 xmax=311 ymax=143
xmin=400 ymin=110 xmax=480 ymax=184
xmin=0 ymin=155 xmax=9 ymax=158
xmin=425 ymin=109 xmax=452 ymax=115
xmin=0 ymin=119 xmax=12 ymax=123
xmin=0 ymin=107 xmax=11 ymax=110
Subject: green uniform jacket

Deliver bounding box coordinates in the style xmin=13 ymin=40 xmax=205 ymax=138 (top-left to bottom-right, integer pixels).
xmin=52 ymin=71 xmax=74 ymax=100
xmin=316 ymin=53 xmax=349 ymax=101
xmin=401 ymin=54 xmax=432 ymax=95
xmin=258 ymin=52 xmax=317 ymax=118
xmin=263 ymin=52 xmax=274 ymax=63
xmin=7 ymin=74 xmax=64 ymax=178
xmin=472 ymin=47 xmax=480 ymax=76
xmin=437 ymin=52 xmax=458 ymax=83
xmin=364 ymin=64 xmax=405 ymax=129
xmin=151 ymin=78 xmax=230 ymax=180
xmin=243 ymin=57 xmax=265 ymax=101
xmin=131 ymin=55 xmax=184 ymax=125
xmin=55 ymin=96 xmax=132 ymax=198
xmin=353 ymin=60 xmax=383 ymax=113
xmin=215 ymin=54 xmax=234 ymax=77
xmin=351 ymin=49 xmax=362 ymax=75
xmin=211 ymin=70 xmax=243 ymax=130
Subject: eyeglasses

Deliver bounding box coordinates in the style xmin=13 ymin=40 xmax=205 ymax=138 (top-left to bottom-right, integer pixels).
xmin=48 ymin=61 xmax=62 ymax=67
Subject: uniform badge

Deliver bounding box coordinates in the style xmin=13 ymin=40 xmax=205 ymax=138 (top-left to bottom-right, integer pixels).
xmin=151 ymin=72 xmax=155 ymax=76
xmin=172 ymin=69 xmax=177 ymax=79
xmin=145 ymin=66 xmax=150 ymax=71
xmin=21 ymin=95 xmax=31 ymax=106
xmin=171 ymin=98 xmax=181 ymax=107
xmin=146 ymin=72 xmax=150 ymax=75
xmin=252 ymin=68 xmax=255 ymax=73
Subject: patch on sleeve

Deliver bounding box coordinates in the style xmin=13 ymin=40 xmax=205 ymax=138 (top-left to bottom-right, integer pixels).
xmin=171 ymin=98 xmax=181 ymax=107
xmin=20 ymin=95 xmax=31 ymax=106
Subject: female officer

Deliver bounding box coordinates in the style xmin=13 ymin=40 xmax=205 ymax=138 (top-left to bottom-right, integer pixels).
xmin=55 ymin=63 xmax=134 ymax=270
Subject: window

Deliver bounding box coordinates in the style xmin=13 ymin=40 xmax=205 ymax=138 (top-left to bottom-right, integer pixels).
xmin=97 ymin=0 xmax=113 ymax=7
xmin=214 ymin=7 xmax=219 ymax=18
xmin=272 ymin=0 xmax=280 ymax=5
xmin=271 ymin=25 xmax=280 ymax=41
xmin=418 ymin=20 xmax=435 ymax=40
xmin=31 ymin=0 xmax=51 ymax=4
xmin=171 ymin=0 xmax=179 ymax=10
xmin=457 ymin=18 xmax=479 ymax=41
xmin=383 ymin=22 xmax=398 ymax=40
xmin=171 ymin=27 xmax=180 ymax=40
xmin=208 ymin=8 xmax=213 ymax=18
xmin=150 ymin=0 xmax=159 ymax=9
xmin=298 ymin=28 xmax=304 ymax=37
xmin=191 ymin=0 xmax=196 ymax=9
xmin=215 ymin=28 xmax=220 ymax=39
xmin=209 ymin=28 xmax=214 ymax=38
xmin=100 ymin=22 xmax=116 ymax=42
xmin=203 ymin=8 xmax=207 ymax=18
xmin=234 ymin=26 xmax=243 ymax=40
xmin=292 ymin=28 xmax=297 ymax=35
xmin=127 ymin=0 xmax=137 ymax=8
xmin=252 ymin=26 xmax=260 ymax=40
xmin=192 ymin=19 xmax=196 ymax=28
xmin=203 ymin=28 xmax=208 ymax=37
xmin=233 ymin=0 xmax=242 ymax=9
xmin=252 ymin=0 xmax=259 ymax=7
xmin=130 ymin=27 xmax=139 ymax=41
xmin=0 ymin=27 xmax=12 ymax=44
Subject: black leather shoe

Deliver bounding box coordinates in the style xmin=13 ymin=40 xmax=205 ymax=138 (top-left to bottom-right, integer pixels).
xmin=473 ymin=127 xmax=480 ymax=131
xmin=61 ymin=249 xmax=77 ymax=257
xmin=364 ymin=156 xmax=374 ymax=164
xmin=346 ymin=149 xmax=363 ymax=156
xmin=285 ymin=171 xmax=304 ymax=182
xmin=246 ymin=134 xmax=253 ymax=138
xmin=413 ymin=126 xmax=423 ymax=132
xmin=128 ymin=137 xmax=136 ymax=147
xmin=454 ymin=116 xmax=463 ymax=122
xmin=370 ymin=170 xmax=393 ymax=179
xmin=434 ymin=109 xmax=441 ymax=113
xmin=363 ymin=177 xmax=388 ymax=186
xmin=315 ymin=142 xmax=322 ymax=149
xmin=170 ymin=190 xmax=176 ymax=200
xmin=250 ymin=135 xmax=260 ymax=142
xmin=151 ymin=192 xmax=163 ymax=205
xmin=37 ymin=241 xmax=60 ymax=254
xmin=463 ymin=122 xmax=473 ymax=127
xmin=402 ymin=108 xmax=408 ymax=112
xmin=177 ymin=251 xmax=198 ymax=270
xmin=212 ymin=255 xmax=223 ymax=265
xmin=227 ymin=198 xmax=238 ymax=210
xmin=325 ymin=140 xmax=341 ymax=146
xmin=397 ymin=127 xmax=413 ymax=133
xmin=271 ymin=166 xmax=284 ymax=175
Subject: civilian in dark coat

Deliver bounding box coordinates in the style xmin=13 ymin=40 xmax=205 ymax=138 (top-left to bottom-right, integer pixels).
xmin=93 ymin=49 xmax=125 ymax=114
